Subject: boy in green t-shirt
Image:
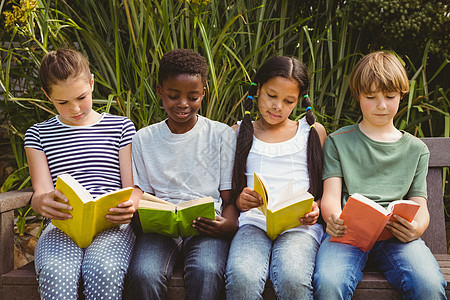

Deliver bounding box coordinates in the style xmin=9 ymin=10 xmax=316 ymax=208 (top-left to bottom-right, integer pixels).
xmin=313 ymin=51 xmax=446 ymax=299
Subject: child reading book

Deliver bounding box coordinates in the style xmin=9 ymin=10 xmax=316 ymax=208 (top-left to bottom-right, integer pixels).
xmin=313 ymin=51 xmax=446 ymax=299
xmin=225 ymin=56 xmax=327 ymax=299
xmin=25 ymin=49 xmax=141 ymax=299
xmin=125 ymin=49 xmax=238 ymax=299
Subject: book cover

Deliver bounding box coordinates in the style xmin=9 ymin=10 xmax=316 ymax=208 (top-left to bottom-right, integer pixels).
xmin=253 ymin=172 xmax=314 ymax=240
xmin=52 ymin=173 xmax=134 ymax=248
xmin=330 ymin=193 xmax=420 ymax=252
xmin=137 ymin=193 xmax=215 ymax=238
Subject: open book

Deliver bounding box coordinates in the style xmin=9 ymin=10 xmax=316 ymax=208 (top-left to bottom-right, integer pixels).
xmin=52 ymin=173 xmax=133 ymax=248
xmin=253 ymin=172 xmax=314 ymax=240
xmin=330 ymin=193 xmax=420 ymax=252
xmin=137 ymin=193 xmax=215 ymax=238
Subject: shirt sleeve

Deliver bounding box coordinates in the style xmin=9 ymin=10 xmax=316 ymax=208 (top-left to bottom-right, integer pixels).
xmin=119 ymin=118 xmax=137 ymax=149
xmin=322 ymin=135 xmax=343 ymax=180
xmin=406 ymin=143 xmax=429 ymax=199
xmin=131 ymin=131 xmax=154 ymax=194
xmin=219 ymin=126 xmax=236 ymax=191
xmin=24 ymin=124 xmax=43 ymax=151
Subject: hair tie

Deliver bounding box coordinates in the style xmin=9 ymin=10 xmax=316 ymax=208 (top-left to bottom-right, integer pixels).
xmin=244 ymin=111 xmax=251 ymax=115
xmin=251 ymin=82 xmax=257 ymax=86
xmin=306 ymin=106 xmax=312 ymax=111
xmin=310 ymin=124 xmax=315 ymax=128
xmin=247 ymin=95 xmax=253 ymax=100
xmin=303 ymin=94 xmax=309 ymax=98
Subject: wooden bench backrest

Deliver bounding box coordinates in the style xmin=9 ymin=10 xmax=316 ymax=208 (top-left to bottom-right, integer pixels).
xmin=421 ymin=138 xmax=450 ymax=254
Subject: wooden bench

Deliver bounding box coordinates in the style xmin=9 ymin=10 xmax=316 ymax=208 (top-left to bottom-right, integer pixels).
xmin=1 ymin=138 xmax=449 ymax=299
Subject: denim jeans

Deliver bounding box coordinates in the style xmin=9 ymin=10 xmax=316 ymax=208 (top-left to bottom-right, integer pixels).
xmin=125 ymin=233 xmax=229 ymax=300
xmin=313 ymin=233 xmax=447 ymax=300
xmin=225 ymin=225 xmax=319 ymax=300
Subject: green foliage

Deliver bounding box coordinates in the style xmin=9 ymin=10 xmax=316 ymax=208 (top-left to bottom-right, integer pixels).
xmin=0 ymin=0 xmax=448 ymax=226
xmin=342 ymin=0 xmax=449 ymax=61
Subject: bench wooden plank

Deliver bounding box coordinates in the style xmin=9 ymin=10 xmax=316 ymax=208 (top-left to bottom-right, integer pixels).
xmin=422 ymin=138 xmax=450 ymax=167
xmin=4 ymin=255 xmax=450 ymax=299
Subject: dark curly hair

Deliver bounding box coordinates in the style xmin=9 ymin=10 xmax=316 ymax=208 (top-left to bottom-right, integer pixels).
xmin=158 ymin=49 xmax=208 ymax=87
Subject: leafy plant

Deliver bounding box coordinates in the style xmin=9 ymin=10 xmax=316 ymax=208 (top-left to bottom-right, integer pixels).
xmin=1 ymin=0 xmax=448 ymax=237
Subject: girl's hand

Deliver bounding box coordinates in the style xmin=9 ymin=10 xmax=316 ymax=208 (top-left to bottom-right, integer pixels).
xmin=299 ymin=201 xmax=320 ymax=225
xmin=36 ymin=190 xmax=73 ymax=220
xmin=236 ymin=187 xmax=263 ymax=211
xmin=192 ymin=216 xmax=238 ymax=238
xmin=385 ymin=215 xmax=420 ymax=243
xmin=106 ymin=199 xmax=136 ymax=224
xmin=326 ymin=213 xmax=347 ymax=237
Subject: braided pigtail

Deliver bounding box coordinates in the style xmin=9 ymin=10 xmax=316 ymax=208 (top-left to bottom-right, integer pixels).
xmin=231 ymin=83 xmax=258 ymax=203
xmin=302 ymin=94 xmax=323 ymax=199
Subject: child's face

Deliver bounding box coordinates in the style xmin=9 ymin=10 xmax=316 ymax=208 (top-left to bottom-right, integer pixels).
xmin=257 ymin=76 xmax=299 ymax=126
xmin=157 ymin=74 xmax=205 ymax=133
xmin=46 ymin=75 xmax=97 ymax=126
xmin=359 ymin=88 xmax=401 ymax=128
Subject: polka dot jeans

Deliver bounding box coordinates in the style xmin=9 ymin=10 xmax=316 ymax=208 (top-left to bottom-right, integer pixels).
xmin=34 ymin=223 xmax=135 ymax=300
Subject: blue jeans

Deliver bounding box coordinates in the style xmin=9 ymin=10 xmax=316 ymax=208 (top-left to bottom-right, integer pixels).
xmin=313 ymin=233 xmax=447 ymax=300
xmin=125 ymin=233 xmax=229 ymax=300
xmin=225 ymin=225 xmax=319 ymax=300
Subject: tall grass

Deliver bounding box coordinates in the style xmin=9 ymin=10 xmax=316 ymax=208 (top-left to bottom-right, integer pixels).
xmin=0 ymin=0 xmax=448 ymax=195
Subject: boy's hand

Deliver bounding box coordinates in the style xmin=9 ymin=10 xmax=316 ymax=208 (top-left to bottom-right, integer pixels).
xmin=385 ymin=215 xmax=420 ymax=243
xmin=106 ymin=199 xmax=136 ymax=224
xmin=299 ymin=201 xmax=320 ymax=225
xmin=326 ymin=213 xmax=347 ymax=237
xmin=236 ymin=187 xmax=263 ymax=211
xmin=192 ymin=216 xmax=238 ymax=237
xmin=38 ymin=190 xmax=72 ymax=220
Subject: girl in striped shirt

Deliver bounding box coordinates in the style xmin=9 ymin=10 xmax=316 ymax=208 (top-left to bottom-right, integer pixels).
xmin=25 ymin=49 xmax=141 ymax=300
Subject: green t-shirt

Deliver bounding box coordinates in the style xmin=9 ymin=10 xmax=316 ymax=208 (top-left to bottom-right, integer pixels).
xmin=323 ymin=124 xmax=429 ymax=208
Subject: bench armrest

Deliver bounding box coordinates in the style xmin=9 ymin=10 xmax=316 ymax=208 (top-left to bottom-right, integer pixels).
xmin=0 ymin=188 xmax=33 ymax=275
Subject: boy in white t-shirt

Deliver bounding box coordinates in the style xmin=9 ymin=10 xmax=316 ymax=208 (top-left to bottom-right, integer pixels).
xmin=125 ymin=49 xmax=238 ymax=299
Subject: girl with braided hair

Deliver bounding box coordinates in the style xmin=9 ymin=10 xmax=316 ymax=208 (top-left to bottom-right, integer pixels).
xmin=225 ymin=56 xmax=327 ymax=299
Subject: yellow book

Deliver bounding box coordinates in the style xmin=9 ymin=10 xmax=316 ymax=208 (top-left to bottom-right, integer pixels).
xmin=138 ymin=193 xmax=215 ymax=238
xmin=253 ymin=172 xmax=314 ymax=240
xmin=52 ymin=173 xmax=133 ymax=248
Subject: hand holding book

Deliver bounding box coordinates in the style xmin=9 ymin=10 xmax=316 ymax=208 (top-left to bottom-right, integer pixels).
xmin=53 ymin=173 xmax=134 ymax=248
xmin=236 ymin=187 xmax=263 ymax=211
xmin=253 ymin=172 xmax=314 ymax=240
xmin=299 ymin=200 xmax=320 ymax=226
xmin=330 ymin=193 xmax=420 ymax=252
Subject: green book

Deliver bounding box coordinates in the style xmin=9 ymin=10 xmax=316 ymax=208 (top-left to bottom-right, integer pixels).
xmin=137 ymin=193 xmax=215 ymax=238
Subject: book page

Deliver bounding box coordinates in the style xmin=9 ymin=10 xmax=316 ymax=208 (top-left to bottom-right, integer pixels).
xmin=58 ymin=173 xmax=93 ymax=203
xmin=254 ymin=172 xmax=268 ymax=216
xmin=269 ymin=182 xmax=312 ymax=212
xmin=177 ymin=196 xmax=214 ymax=210
xmin=351 ymin=193 xmax=389 ymax=216
xmin=387 ymin=199 xmax=420 ymax=214
xmin=139 ymin=199 xmax=176 ymax=212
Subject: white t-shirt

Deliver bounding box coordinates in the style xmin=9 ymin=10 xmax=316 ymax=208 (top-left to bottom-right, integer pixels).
xmin=132 ymin=115 xmax=236 ymax=216
xmin=238 ymin=117 xmax=323 ymax=243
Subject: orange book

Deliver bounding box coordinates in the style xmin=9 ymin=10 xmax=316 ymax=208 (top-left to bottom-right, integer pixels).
xmin=330 ymin=193 xmax=420 ymax=252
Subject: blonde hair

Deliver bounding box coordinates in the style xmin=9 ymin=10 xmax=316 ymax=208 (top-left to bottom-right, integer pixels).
xmin=39 ymin=48 xmax=91 ymax=95
xmin=350 ymin=51 xmax=409 ymax=105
